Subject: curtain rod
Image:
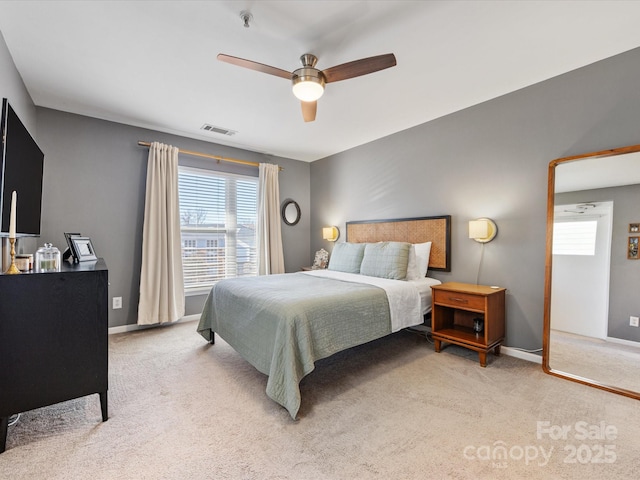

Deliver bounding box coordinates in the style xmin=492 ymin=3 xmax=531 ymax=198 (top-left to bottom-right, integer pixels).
xmin=137 ymin=141 xmax=283 ymax=171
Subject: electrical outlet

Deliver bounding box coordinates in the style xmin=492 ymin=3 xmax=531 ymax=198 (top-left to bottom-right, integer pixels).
xmin=113 ymin=297 xmax=122 ymax=309
xmin=630 ymin=316 xmax=639 ymax=327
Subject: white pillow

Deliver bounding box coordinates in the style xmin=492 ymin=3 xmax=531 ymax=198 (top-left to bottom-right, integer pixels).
xmin=406 ymin=242 xmax=432 ymax=280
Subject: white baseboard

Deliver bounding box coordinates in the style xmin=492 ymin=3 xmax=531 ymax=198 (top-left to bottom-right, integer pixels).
xmin=501 ymin=346 xmax=542 ymax=364
xmin=108 ymin=314 xmax=200 ymax=335
xmin=605 ymin=336 xmax=640 ymax=348
xmin=409 ymin=325 xmax=542 ymax=364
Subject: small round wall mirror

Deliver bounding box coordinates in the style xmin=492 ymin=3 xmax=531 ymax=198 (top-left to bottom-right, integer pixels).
xmin=281 ymin=199 xmax=301 ymax=226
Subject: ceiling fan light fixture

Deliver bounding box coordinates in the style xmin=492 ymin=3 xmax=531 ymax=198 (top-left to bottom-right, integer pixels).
xmin=292 ymin=68 xmax=325 ymax=102
xmin=218 ymin=51 xmax=396 ymax=121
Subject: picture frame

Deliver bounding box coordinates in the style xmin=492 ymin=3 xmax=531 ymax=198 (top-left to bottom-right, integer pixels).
xmin=628 ymin=236 xmax=639 ymax=260
xmin=64 ymin=232 xmax=81 ymax=262
xmin=630 ymin=223 xmax=640 ymax=233
xmin=70 ymin=236 xmax=98 ymax=262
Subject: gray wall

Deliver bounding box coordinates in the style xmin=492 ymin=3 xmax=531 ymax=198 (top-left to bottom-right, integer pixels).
xmin=557 ymin=184 xmax=640 ymax=342
xmin=0 ymin=31 xmax=39 ymax=264
xmin=34 ymin=108 xmax=310 ymax=327
xmin=2 ymin=28 xmax=311 ymax=329
xmin=5 ymin=21 xmax=640 ymax=344
xmin=0 ymin=31 xmax=36 ymax=133
xmin=310 ymin=47 xmax=640 ymax=351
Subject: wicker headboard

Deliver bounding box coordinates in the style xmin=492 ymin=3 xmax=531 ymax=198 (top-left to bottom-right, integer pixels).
xmin=346 ymin=216 xmax=451 ymax=272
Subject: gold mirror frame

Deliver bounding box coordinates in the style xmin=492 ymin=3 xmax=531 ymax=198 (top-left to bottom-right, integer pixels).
xmin=543 ymin=143 xmax=640 ymax=401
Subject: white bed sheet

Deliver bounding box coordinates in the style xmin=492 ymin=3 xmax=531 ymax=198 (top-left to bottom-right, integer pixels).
xmin=409 ymin=277 xmax=442 ymax=315
xmin=301 ymin=270 xmax=440 ymax=332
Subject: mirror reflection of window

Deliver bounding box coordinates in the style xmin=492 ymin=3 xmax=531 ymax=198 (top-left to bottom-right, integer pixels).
xmin=552 ymin=220 xmax=597 ymax=256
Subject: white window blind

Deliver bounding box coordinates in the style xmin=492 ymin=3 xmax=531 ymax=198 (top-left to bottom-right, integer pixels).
xmin=178 ymin=166 xmax=258 ymax=293
xmin=553 ymin=220 xmax=597 ymax=256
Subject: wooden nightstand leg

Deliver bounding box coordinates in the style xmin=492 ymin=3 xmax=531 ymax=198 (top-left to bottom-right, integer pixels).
xmin=434 ymin=339 xmax=442 ymax=353
xmin=478 ymin=351 xmax=487 ymax=367
xmin=494 ymin=345 xmax=502 ymax=356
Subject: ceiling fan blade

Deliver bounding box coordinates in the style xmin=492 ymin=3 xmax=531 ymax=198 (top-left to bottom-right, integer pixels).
xmin=301 ymin=101 xmax=317 ymax=122
xmin=217 ymin=54 xmax=291 ymax=80
xmin=322 ymin=53 xmax=396 ymax=83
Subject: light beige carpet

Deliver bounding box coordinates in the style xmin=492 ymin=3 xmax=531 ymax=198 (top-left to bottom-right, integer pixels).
xmin=549 ymin=330 xmax=640 ymax=393
xmin=2 ymin=320 xmax=640 ymax=479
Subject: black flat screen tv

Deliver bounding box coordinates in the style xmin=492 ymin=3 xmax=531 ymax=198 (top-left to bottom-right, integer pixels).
xmin=0 ymin=98 xmax=45 ymax=237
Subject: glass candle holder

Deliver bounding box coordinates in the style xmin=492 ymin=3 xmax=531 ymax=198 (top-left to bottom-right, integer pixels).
xmin=35 ymin=243 xmax=61 ymax=272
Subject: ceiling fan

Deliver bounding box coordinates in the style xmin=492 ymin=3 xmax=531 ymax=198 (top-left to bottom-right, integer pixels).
xmin=217 ymin=52 xmax=397 ymax=122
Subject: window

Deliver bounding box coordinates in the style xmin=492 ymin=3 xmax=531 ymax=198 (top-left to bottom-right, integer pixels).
xmin=178 ymin=166 xmax=258 ymax=294
xmin=553 ymin=220 xmax=597 ymax=256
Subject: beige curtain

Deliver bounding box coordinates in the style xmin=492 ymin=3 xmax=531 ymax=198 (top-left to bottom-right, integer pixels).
xmin=257 ymin=163 xmax=285 ymax=275
xmin=137 ymin=142 xmax=185 ymax=325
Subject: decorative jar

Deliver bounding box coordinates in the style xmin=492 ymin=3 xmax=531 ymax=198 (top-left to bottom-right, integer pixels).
xmin=35 ymin=243 xmax=61 ymax=272
xmin=15 ymin=254 xmax=33 ymax=272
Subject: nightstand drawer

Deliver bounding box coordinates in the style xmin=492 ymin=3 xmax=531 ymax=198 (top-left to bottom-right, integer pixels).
xmin=433 ymin=289 xmax=485 ymax=311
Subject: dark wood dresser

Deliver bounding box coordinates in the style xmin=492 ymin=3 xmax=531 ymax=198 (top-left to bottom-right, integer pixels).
xmin=0 ymin=259 xmax=108 ymax=453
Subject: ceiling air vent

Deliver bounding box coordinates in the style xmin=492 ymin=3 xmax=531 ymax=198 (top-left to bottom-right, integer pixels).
xmin=201 ymin=124 xmax=237 ymax=136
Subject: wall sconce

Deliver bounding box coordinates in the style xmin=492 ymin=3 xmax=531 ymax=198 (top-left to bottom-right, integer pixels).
xmin=469 ymin=218 xmax=498 ymax=243
xmin=322 ymin=226 xmax=339 ymax=242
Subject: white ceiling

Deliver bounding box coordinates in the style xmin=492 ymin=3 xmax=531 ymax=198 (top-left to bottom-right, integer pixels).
xmin=2 ymin=1 xmax=640 ymax=162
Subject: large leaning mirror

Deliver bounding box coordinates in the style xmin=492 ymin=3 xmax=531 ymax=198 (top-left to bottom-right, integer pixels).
xmin=543 ymin=144 xmax=640 ymax=400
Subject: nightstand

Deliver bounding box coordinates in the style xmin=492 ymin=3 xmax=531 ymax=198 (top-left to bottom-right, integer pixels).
xmin=301 ymin=266 xmax=314 ymax=271
xmin=430 ymin=282 xmax=506 ymax=367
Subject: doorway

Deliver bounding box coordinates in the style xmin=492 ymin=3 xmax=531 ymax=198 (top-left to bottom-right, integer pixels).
xmin=550 ymin=201 xmax=613 ymax=339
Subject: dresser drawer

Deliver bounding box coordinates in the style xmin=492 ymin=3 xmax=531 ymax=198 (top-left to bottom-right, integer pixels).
xmin=433 ymin=289 xmax=485 ymax=311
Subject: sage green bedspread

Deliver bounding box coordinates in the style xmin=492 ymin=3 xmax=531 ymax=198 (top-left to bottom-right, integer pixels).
xmin=197 ymin=272 xmax=391 ymax=419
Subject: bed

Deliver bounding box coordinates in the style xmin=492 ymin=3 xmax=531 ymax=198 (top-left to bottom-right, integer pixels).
xmin=197 ymin=216 xmax=451 ymax=419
